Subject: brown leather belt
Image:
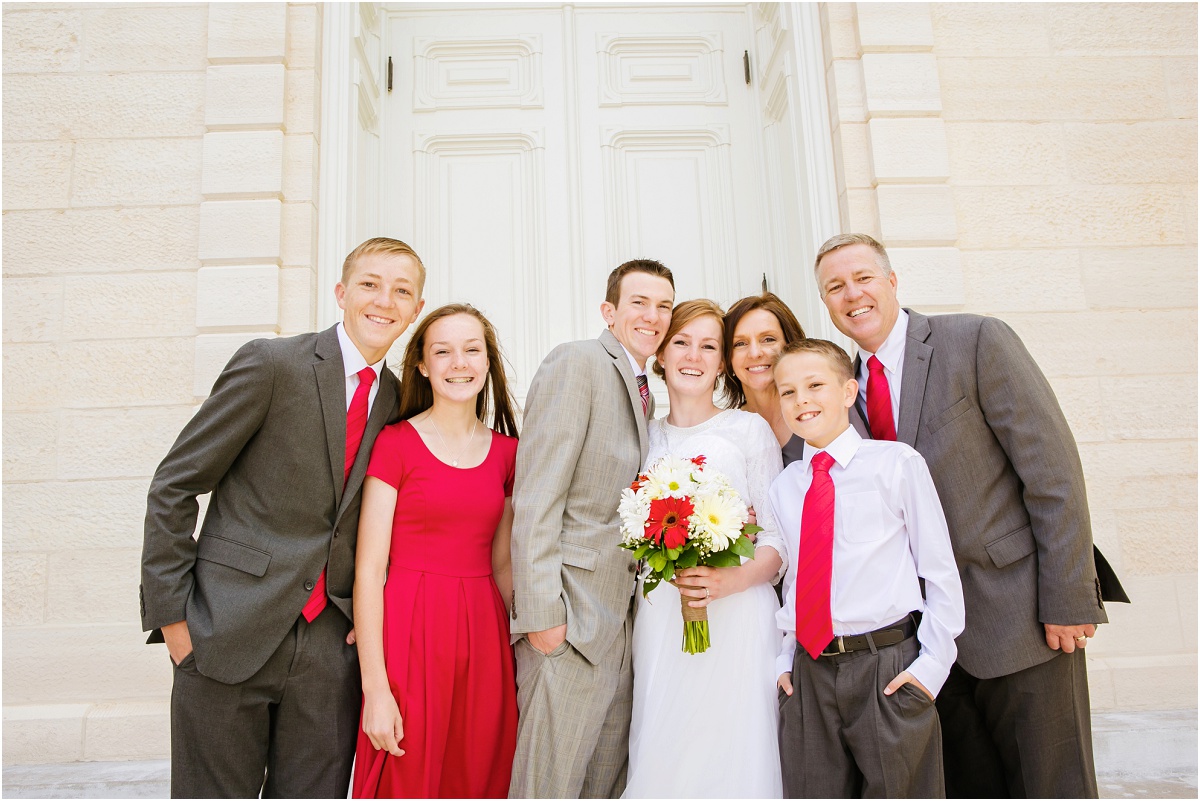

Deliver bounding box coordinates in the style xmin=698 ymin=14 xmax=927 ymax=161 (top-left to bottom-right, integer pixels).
xmin=819 ymin=614 xmax=917 ymax=657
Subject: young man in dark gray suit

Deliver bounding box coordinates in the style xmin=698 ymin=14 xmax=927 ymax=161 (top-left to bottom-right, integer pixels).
xmin=140 ymin=238 xmax=425 ymax=797
xmin=814 ymin=233 xmax=1106 ymax=798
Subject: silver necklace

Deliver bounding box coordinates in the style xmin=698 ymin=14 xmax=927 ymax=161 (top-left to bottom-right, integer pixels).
xmin=428 ymin=414 xmax=478 ymax=467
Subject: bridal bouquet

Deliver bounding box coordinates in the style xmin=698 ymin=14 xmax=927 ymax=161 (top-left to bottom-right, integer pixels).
xmin=618 ymin=454 xmax=760 ymax=654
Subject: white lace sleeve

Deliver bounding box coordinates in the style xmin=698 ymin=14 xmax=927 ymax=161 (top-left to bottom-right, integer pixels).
xmin=741 ymin=414 xmax=786 ymax=585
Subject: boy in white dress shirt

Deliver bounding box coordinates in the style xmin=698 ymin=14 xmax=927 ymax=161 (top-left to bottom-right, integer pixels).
xmin=769 ymin=339 xmax=965 ymax=799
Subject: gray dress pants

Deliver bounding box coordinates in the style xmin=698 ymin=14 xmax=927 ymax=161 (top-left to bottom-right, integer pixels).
xmin=168 ymin=605 xmax=361 ymax=798
xmin=778 ymin=634 xmax=944 ymax=798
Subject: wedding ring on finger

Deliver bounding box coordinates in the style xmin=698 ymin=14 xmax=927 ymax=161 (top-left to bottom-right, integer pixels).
xmin=1074 ymin=635 xmax=1087 ymax=642
xmin=705 ymin=588 xmax=711 ymax=600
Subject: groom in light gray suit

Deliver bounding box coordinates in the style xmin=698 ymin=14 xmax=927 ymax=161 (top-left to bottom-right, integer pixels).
xmin=815 ymin=234 xmax=1107 ymax=798
xmin=509 ymin=259 xmax=675 ymax=798
xmin=141 ymin=238 xmax=425 ymax=797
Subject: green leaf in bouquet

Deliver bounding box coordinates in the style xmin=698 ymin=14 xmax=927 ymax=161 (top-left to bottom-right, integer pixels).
xmin=666 ymin=547 xmax=681 ymax=560
xmin=642 ymin=574 xmax=661 ymax=597
xmin=661 ymin=560 xmax=675 ymax=582
xmin=704 ymin=550 xmax=741 ymax=568
xmin=675 ymin=548 xmax=699 ymax=569
xmin=633 ymin=543 xmax=650 ymax=560
xmin=742 ymin=523 xmax=763 ymax=540
xmin=730 ymin=534 xmax=757 ymax=559
xmin=648 ymin=551 xmax=667 ymax=572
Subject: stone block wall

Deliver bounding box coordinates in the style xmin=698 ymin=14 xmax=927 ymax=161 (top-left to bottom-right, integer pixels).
xmin=2 ymin=2 xmax=323 ymax=764
xmin=821 ymin=2 xmax=1197 ymax=710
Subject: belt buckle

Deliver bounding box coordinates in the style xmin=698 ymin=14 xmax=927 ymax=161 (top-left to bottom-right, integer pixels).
xmin=821 ymin=635 xmax=846 ymax=657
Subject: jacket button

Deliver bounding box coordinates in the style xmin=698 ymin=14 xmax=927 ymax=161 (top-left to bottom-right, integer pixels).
xmin=304 ymin=580 xmax=315 ymax=591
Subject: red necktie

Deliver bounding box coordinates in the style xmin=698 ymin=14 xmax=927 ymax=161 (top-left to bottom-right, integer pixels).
xmin=302 ymin=366 xmax=376 ymax=623
xmin=637 ymin=374 xmax=650 ymax=418
xmin=794 ymin=451 xmax=836 ymax=660
xmin=866 ymin=355 xmax=897 ymax=442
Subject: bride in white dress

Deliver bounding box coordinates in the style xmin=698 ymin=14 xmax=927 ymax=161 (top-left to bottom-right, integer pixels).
xmin=624 ymin=300 xmax=784 ymax=799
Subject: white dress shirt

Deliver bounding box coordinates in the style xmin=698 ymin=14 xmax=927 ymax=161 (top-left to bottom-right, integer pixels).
xmin=857 ymin=309 xmax=909 ymax=424
xmin=769 ymin=424 xmax=965 ymax=696
xmin=336 ymin=322 xmax=383 ymax=414
xmin=617 ymin=339 xmax=647 ymax=380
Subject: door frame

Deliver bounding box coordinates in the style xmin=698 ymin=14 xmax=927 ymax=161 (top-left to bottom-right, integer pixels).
xmin=316 ymin=2 xmax=843 ymax=341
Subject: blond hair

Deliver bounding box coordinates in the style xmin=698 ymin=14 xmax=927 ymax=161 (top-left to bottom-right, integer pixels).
xmin=773 ymin=338 xmax=855 ymax=383
xmin=341 ymin=237 xmax=427 ymax=293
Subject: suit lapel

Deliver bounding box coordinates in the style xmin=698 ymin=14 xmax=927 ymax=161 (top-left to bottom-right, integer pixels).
xmin=851 ymin=354 xmax=871 ymax=438
xmin=338 ymin=369 xmax=396 ymax=522
xmin=314 ymin=326 xmax=347 ymax=509
xmin=600 ymin=329 xmax=649 ymax=460
xmin=898 ymin=309 xmax=933 ymax=447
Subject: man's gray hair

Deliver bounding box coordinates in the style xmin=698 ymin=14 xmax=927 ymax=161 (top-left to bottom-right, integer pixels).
xmin=813 ymin=233 xmax=892 ymax=277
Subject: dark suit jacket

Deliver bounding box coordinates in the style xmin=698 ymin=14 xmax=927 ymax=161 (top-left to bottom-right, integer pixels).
xmin=140 ymin=325 xmax=399 ymax=685
xmin=854 ymin=310 xmax=1107 ymax=680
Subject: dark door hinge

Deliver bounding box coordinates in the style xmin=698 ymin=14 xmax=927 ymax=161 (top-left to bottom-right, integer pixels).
xmin=743 ymin=50 xmax=751 ymax=85
xmin=387 ymin=56 xmax=393 ymax=93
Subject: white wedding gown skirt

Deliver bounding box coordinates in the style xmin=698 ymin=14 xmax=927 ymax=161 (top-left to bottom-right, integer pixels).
xmin=625 ymin=580 xmax=783 ymax=798
xmin=623 ymin=410 xmax=784 ymax=799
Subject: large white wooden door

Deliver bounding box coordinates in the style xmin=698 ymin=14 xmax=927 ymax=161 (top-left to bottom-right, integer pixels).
xmin=381 ymin=4 xmax=780 ymax=396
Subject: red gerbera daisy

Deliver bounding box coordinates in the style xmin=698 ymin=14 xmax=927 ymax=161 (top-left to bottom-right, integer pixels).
xmin=645 ymin=496 xmax=695 ymax=550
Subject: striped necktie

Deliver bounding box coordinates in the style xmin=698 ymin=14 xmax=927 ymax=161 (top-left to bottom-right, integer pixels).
xmin=302 ymin=366 xmax=376 ymax=623
xmin=637 ymin=374 xmax=650 ymax=418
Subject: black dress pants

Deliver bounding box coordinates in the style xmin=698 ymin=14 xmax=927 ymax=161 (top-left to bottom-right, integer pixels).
xmin=169 ymin=605 xmax=361 ymax=798
xmin=938 ymin=650 xmax=1098 ymax=798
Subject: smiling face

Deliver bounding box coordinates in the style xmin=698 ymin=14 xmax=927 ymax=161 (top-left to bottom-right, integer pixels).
xmin=419 ymin=313 xmax=490 ymax=406
xmin=659 ymin=314 xmax=724 ymax=401
xmin=730 ymin=308 xmax=787 ymax=396
xmin=816 ymin=243 xmax=900 ymax=354
xmin=336 ymin=252 xmax=425 ymax=363
xmin=775 ymin=351 xmax=858 ymax=449
xmin=601 ymin=271 xmax=675 ymax=369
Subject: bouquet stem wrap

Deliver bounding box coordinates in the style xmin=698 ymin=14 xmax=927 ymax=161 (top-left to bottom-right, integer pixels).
xmin=678 ymin=584 xmax=710 ymax=654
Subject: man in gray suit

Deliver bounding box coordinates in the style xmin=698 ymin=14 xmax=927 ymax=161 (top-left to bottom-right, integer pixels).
xmin=509 ymin=259 xmax=675 ymax=798
xmin=814 ymin=234 xmax=1106 ymax=798
xmin=140 ymin=238 xmax=425 ymax=797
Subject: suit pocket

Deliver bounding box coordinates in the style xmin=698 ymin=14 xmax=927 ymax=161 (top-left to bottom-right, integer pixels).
xmin=561 ymin=541 xmax=599 ymax=572
xmin=196 ymin=534 xmax=272 ymax=577
xmin=925 ymin=396 xmax=973 ymax=436
xmin=984 ymin=525 xmax=1036 ymax=569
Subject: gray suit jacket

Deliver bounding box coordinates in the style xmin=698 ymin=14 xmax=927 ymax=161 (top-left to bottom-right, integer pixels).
xmin=140 ymin=325 xmax=399 ymax=684
xmin=855 ymin=310 xmax=1106 ymax=680
xmin=509 ymin=329 xmax=648 ymax=666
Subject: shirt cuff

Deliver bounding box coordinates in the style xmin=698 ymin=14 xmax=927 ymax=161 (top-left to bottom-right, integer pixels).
xmin=904 ymin=652 xmax=951 ymax=698
xmin=776 ymin=632 xmax=797 ymax=678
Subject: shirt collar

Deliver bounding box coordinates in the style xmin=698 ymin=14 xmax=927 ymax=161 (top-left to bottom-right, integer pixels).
xmin=801 ymin=425 xmax=862 ymax=472
xmin=860 ymin=309 xmax=909 ymax=376
xmin=336 ymin=322 xmax=384 ymax=381
xmin=617 ymin=341 xmax=646 ymax=377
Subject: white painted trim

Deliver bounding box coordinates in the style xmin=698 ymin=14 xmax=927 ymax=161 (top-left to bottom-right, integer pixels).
xmin=787 ymin=2 xmax=851 ymax=349
xmin=317 ymin=3 xmax=357 ymax=329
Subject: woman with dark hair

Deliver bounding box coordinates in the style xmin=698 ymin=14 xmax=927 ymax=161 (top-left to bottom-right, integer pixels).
xmin=722 ymin=293 xmax=807 ymax=466
xmin=352 ymin=303 xmax=519 ymax=798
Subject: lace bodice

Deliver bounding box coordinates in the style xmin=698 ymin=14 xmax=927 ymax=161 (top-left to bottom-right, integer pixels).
xmin=647 ymin=409 xmax=786 ymax=580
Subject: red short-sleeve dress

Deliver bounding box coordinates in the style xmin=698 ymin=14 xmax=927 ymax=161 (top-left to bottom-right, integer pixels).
xmin=352 ymin=420 xmax=519 ymax=799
